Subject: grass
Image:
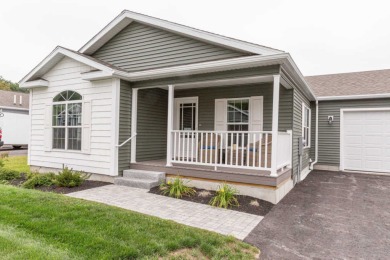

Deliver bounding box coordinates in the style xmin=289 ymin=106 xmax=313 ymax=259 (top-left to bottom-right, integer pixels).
xmin=2 ymin=155 xmax=30 ymax=173
xmin=0 ymin=185 xmax=259 ymax=259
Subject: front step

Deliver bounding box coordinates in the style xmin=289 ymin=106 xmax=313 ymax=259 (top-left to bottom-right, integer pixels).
xmin=114 ymin=169 xmax=166 ymax=190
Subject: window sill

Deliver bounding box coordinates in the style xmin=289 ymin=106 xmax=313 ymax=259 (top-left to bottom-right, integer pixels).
xmin=50 ymin=149 xmax=83 ymax=154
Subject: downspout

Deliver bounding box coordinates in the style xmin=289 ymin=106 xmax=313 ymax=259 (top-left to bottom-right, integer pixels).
xmin=310 ymin=100 xmax=319 ymax=170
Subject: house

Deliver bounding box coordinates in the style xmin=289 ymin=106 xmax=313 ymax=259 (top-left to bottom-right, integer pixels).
xmin=0 ymin=90 xmax=29 ymax=148
xmin=19 ymin=10 xmax=389 ymax=204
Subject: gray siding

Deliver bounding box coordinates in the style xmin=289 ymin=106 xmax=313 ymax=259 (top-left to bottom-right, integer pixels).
xmin=136 ymin=88 xmax=168 ymax=161
xmin=292 ymin=87 xmax=312 ymax=177
xmin=118 ymin=80 xmax=132 ymax=174
xmin=317 ymin=98 xmax=390 ymax=166
xmin=133 ymin=66 xmax=281 ymax=88
xmin=92 ymin=22 xmax=250 ymax=72
xmin=175 ymin=84 xmax=293 ymax=132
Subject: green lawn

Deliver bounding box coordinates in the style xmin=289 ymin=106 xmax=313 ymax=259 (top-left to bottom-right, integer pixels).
xmin=2 ymin=155 xmax=30 ymax=173
xmin=0 ymin=185 xmax=258 ymax=259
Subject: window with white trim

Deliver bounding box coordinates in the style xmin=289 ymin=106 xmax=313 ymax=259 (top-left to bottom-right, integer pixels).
xmin=52 ymin=90 xmax=82 ymax=150
xmin=302 ymin=104 xmax=311 ymax=148
xmin=227 ymin=98 xmax=249 ymax=131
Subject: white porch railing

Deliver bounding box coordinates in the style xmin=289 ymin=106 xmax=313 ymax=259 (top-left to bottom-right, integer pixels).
xmin=170 ymin=130 xmax=292 ymax=172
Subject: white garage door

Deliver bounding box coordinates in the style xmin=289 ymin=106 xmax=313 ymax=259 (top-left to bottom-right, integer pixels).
xmin=342 ymin=110 xmax=390 ymax=173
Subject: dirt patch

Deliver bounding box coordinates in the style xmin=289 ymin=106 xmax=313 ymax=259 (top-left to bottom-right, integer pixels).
xmin=149 ymin=186 xmax=273 ymax=216
xmin=8 ymin=175 xmax=111 ymax=194
xmin=34 ymin=180 xmax=111 ymax=194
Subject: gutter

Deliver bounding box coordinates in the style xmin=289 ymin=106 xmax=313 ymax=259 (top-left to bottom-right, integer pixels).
xmin=310 ymin=100 xmax=319 ymax=170
xmin=317 ymin=93 xmax=390 ymax=101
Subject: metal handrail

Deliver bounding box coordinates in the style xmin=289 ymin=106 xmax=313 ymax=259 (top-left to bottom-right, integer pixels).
xmin=116 ymin=133 xmax=137 ymax=148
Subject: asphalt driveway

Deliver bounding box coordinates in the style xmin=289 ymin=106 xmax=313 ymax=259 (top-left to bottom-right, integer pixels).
xmin=245 ymin=170 xmax=390 ymax=259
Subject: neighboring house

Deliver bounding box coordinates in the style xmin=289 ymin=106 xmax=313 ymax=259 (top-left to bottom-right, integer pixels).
xmin=306 ymin=69 xmax=390 ymax=174
xmin=18 ymin=10 xmax=389 ymax=204
xmin=0 ymin=90 xmax=30 ymax=148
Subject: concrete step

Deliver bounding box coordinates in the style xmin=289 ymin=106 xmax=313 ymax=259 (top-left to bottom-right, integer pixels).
xmin=114 ymin=177 xmax=161 ymax=189
xmin=123 ymin=169 xmax=165 ymax=181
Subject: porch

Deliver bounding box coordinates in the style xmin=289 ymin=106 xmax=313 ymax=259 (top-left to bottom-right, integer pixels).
xmin=124 ymin=70 xmax=295 ymax=186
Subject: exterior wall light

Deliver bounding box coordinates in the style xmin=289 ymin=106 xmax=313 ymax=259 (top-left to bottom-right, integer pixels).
xmin=328 ymin=116 xmax=334 ymax=125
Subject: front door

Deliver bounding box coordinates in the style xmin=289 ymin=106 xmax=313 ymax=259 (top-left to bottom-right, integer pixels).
xmin=174 ymin=97 xmax=198 ymax=160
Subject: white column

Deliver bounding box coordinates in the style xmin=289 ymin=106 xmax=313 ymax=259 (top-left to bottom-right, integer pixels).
xmin=130 ymin=88 xmax=138 ymax=163
xmin=166 ymin=85 xmax=175 ymax=166
xmin=271 ymin=75 xmax=280 ymax=176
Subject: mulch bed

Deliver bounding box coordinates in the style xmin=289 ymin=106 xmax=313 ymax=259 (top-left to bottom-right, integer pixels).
xmin=8 ymin=174 xmax=111 ymax=194
xmin=149 ymin=186 xmax=274 ymax=216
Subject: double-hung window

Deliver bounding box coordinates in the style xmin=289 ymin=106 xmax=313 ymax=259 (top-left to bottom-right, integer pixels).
xmin=52 ymin=90 xmax=82 ymax=150
xmin=302 ymin=103 xmax=311 ymax=148
xmin=227 ymin=98 xmax=249 ymax=131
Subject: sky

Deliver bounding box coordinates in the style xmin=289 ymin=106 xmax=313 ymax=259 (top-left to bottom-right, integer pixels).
xmin=1 ymin=0 xmax=390 ymax=82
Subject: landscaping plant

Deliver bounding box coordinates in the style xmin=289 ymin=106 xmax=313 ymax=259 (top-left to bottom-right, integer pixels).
xmin=210 ymin=183 xmax=239 ymax=209
xmin=55 ymin=167 xmax=89 ymax=188
xmin=160 ymin=176 xmax=196 ymax=198
xmin=22 ymin=173 xmax=56 ymax=189
xmin=0 ymin=168 xmax=20 ymax=181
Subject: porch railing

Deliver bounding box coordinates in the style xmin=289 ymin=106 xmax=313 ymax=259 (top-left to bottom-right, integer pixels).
xmin=170 ymin=130 xmax=292 ymax=171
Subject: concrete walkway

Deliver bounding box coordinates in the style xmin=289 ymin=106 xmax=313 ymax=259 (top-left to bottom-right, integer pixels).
xmin=67 ymin=185 xmax=263 ymax=240
xmin=245 ymin=170 xmax=390 ymax=259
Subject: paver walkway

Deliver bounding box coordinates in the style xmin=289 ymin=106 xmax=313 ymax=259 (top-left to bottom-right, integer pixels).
xmin=68 ymin=185 xmax=263 ymax=240
xmin=245 ymin=170 xmax=390 ymax=259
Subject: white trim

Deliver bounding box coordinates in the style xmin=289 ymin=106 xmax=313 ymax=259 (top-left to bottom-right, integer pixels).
xmin=110 ymin=78 xmax=121 ymax=176
xmin=20 ymin=79 xmax=49 ymax=89
xmin=79 ymin=10 xmax=283 ymax=55
xmin=270 ymin=75 xmax=280 ymax=176
xmin=166 ymin=85 xmax=175 ymax=166
xmin=19 ymin=46 xmax=115 ymax=86
xmin=130 ymin=88 xmax=138 ymax=163
xmin=27 ymin=89 xmax=33 ymax=165
xmin=174 ymin=97 xmax=199 ymax=131
xmin=318 ymin=93 xmax=390 ymax=101
xmin=310 ymin=101 xmax=319 ymax=170
xmin=301 ymin=103 xmax=311 ymax=148
xmin=339 ymin=107 xmax=390 ymax=172
xmin=0 ymin=106 xmax=29 ymax=112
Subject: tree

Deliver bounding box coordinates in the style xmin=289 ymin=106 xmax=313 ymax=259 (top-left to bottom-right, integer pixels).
xmin=0 ymin=76 xmax=28 ymax=93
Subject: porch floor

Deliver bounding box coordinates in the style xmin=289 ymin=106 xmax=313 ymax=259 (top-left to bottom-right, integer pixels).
xmin=130 ymin=159 xmax=291 ymax=187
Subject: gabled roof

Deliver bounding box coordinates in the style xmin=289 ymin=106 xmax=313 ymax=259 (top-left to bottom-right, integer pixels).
xmin=79 ymin=10 xmax=285 ymax=56
xmin=305 ymin=69 xmax=390 ymax=99
xmin=19 ymin=46 xmax=126 ymax=85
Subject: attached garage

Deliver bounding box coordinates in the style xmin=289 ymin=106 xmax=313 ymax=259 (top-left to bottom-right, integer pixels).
xmin=341 ymin=109 xmax=390 ymax=173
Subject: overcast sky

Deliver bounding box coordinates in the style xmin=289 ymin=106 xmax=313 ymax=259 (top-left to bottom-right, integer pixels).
xmin=1 ymin=0 xmax=390 ymax=82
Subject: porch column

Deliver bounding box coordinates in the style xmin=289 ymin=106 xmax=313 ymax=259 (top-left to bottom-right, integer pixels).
xmin=270 ymin=75 xmax=280 ymax=177
xmin=166 ymin=85 xmax=175 ymax=166
xmin=130 ymin=88 xmax=138 ymax=163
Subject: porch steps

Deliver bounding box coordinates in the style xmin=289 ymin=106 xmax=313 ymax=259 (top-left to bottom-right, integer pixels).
xmin=114 ymin=169 xmax=165 ymax=190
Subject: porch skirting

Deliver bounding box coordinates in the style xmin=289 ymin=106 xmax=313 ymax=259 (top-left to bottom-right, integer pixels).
xmin=166 ymin=175 xmax=294 ymax=204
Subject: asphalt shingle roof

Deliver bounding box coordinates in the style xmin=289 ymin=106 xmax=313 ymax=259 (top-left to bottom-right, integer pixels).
xmin=0 ymin=90 xmax=29 ymax=110
xmin=305 ymin=69 xmax=390 ymax=97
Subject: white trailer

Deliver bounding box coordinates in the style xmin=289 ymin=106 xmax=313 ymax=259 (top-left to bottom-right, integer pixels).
xmin=0 ymin=109 xmax=29 ymax=148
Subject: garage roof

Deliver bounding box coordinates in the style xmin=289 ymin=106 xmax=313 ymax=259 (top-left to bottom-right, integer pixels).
xmin=0 ymin=90 xmax=29 ymax=110
xmin=305 ymin=69 xmax=390 ymax=98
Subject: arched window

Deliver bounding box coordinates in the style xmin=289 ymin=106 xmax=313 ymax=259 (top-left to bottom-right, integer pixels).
xmin=52 ymin=91 xmax=82 ymax=150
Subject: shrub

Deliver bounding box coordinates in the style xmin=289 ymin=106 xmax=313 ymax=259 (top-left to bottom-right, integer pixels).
xmin=159 ymin=177 xmax=196 ymax=198
xmin=0 ymin=180 xmax=9 ymax=185
xmin=22 ymin=173 xmax=56 ymax=189
xmin=0 ymin=168 xmax=20 ymax=181
xmin=55 ymin=167 xmax=89 ymax=188
xmin=209 ymin=183 xmax=239 ymax=209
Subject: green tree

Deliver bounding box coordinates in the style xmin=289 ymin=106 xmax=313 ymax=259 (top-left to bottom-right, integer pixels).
xmin=0 ymin=76 xmax=28 ymax=93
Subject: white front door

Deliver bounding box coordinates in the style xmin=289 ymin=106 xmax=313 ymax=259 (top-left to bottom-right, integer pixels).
xmin=342 ymin=109 xmax=390 ymax=173
xmin=174 ymin=97 xmax=198 ymax=160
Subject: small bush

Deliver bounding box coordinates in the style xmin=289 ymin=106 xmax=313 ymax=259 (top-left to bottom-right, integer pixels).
xmin=22 ymin=173 xmax=56 ymax=189
xmin=0 ymin=180 xmax=9 ymax=185
xmin=160 ymin=177 xmax=196 ymax=198
xmin=209 ymin=183 xmax=239 ymax=209
xmin=0 ymin=168 xmax=20 ymax=181
xmin=55 ymin=167 xmax=89 ymax=188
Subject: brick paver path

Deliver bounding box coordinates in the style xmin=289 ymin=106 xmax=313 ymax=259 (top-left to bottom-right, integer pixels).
xmin=68 ymin=185 xmax=263 ymax=239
